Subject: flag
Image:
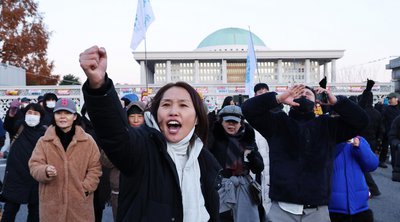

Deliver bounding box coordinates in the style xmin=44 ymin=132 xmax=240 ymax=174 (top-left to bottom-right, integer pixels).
xmin=130 ymin=0 xmax=155 ymax=50
xmin=245 ymin=31 xmax=257 ymax=97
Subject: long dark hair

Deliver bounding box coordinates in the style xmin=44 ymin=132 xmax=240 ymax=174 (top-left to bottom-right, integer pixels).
xmin=150 ymin=82 xmax=208 ymax=144
xmin=221 ymin=96 xmax=233 ymax=108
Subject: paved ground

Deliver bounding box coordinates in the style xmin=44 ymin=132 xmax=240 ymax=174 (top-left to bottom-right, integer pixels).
xmin=368 ymin=164 xmax=400 ymax=222
xmin=1 ymin=161 xmax=399 ymax=221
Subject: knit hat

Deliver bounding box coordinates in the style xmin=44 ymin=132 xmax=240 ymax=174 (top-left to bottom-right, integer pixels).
xmin=387 ymin=92 xmax=400 ymax=99
xmin=218 ymin=105 xmax=243 ymax=122
xmin=53 ymin=98 xmax=77 ymax=114
xmin=127 ymin=101 xmax=146 ymax=115
xmin=43 ymin=92 xmax=58 ymax=101
xmin=37 ymin=95 xmax=44 ymax=103
xmin=21 ymin=97 xmax=30 ymax=103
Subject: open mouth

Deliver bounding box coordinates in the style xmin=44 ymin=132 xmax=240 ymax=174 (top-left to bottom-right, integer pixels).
xmin=167 ymin=120 xmax=181 ymax=134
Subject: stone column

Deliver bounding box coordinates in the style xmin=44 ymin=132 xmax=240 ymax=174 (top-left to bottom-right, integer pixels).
xmin=331 ymin=59 xmax=336 ymax=83
xmin=324 ymin=63 xmax=329 ymax=82
xmin=194 ymin=60 xmax=200 ymax=84
xmin=305 ymin=59 xmax=310 ymax=84
xmin=166 ymin=61 xmax=172 ymax=83
xmin=222 ymin=60 xmax=227 ymax=83
xmin=140 ymin=61 xmax=146 ymax=85
xmin=277 ymin=60 xmax=283 ymax=83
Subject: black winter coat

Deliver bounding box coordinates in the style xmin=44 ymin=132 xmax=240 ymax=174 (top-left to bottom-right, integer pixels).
xmin=382 ymin=105 xmax=400 ymax=135
xmin=83 ymin=77 xmax=221 ymax=222
xmin=358 ymin=90 xmax=384 ymax=151
xmin=359 ymin=107 xmax=383 ymax=151
xmin=2 ymin=123 xmax=46 ymax=204
xmin=388 ymin=115 xmax=400 ymax=148
xmin=242 ymin=92 xmax=368 ymax=206
xmin=208 ymin=121 xmax=264 ymax=177
xmin=3 ymin=109 xmax=24 ymax=141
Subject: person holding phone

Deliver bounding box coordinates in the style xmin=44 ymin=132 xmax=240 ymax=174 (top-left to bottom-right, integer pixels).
xmin=242 ymin=84 xmax=368 ymax=222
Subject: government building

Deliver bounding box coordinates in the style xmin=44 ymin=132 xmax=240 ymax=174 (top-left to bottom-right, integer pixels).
xmin=134 ymin=27 xmax=343 ymax=86
xmin=131 ymin=27 xmax=391 ymax=108
xmin=0 ymin=28 xmax=394 ymax=119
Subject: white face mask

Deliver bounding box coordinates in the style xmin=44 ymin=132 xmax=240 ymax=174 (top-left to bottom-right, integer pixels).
xmin=25 ymin=114 xmax=40 ymax=127
xmin=47 ymin=101 xmax=56 ymax=108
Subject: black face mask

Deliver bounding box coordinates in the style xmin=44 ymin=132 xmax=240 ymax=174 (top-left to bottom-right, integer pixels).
xmin=292 ymin=96 xmax=315 ymax=113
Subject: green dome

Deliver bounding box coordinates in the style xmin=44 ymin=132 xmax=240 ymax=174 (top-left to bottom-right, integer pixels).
xmin=197 ymin=27 xmax=267 ymax=49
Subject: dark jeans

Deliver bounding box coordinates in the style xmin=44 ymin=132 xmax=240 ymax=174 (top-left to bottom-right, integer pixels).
xmin=1 ymin=201 xmax=39 ymax=222
xmin=364 ymin=172 xmax=380 ymax=195
xmin=391 ymin=144 xmax=398 ymax=168
xmin=330 ymin=209 xmax=373 ymax=222
xmin=379 ymin=137 xmax=389 ymax=163
xmin=220 ymin=210 xmax=234 ymax=222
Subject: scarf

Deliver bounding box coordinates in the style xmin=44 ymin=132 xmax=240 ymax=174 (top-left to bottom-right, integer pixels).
xmin=225 ymin=128 xmax=246 ymax=176
xmin=144 ymin=112 xmax=209 ymax=222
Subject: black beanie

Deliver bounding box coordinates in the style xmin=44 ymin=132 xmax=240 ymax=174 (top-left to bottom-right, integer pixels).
xmin=127 ymin=106 xmax=143 ymax=115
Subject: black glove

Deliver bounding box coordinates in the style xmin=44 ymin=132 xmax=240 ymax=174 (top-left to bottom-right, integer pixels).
xmin=319 ymin=76 xmax=327 ymax=89
xmin=366 ymin=78 xmax=375 ymax=91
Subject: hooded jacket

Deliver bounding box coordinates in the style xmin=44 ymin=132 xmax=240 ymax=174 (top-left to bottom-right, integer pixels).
xmin=29 ymin=125 xmax=102 ymax=222
xmin=242 ymin=92 xmax=368 ymax=206
xmin=42 ymin=93 xmax=58 ymax=126
xmin=2 ymin=122 xmax=46 ymax=204
xmin=358 ymin=90 xmax=384 ymax=151
xmin=82 ymin=76 xmax=221 ymax=222
xmin=329 ymin=137 xmax=378 ymax=214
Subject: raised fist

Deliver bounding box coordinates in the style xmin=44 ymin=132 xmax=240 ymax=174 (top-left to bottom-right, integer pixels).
xmin=79 ymin=46 xmax=108 ymax=89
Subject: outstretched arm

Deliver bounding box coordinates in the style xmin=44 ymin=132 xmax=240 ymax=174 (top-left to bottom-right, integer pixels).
xmin=80 ymin=46 xmax=147 ymax=175
xmin=79 ymin=45 xmax=107 ymax=89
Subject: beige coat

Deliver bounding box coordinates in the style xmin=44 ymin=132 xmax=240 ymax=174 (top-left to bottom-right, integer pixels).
xmin=29 ymin=125 xmax=102 ymax=222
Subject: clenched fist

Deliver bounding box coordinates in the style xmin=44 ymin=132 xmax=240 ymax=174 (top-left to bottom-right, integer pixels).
xmin=79 ymin=46 xmax=108 ymax=89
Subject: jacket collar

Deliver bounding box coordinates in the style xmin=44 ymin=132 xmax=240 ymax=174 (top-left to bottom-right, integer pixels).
xmin=42 ymin=125 xmax=89 ymax=142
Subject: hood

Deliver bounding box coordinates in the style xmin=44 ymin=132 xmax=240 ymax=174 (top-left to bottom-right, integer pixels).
xmin=358 ymin=91 xmax=373 ymax=109
xmin=43 ymin=93 xmax=58 ymax=110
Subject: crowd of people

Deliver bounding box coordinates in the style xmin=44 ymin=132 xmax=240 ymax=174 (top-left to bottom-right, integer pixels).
xmin=0 ymin=45 xmax=398 ymax=221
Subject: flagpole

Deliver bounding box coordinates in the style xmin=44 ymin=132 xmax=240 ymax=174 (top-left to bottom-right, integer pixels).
xmin=144 ymin=33 xmax=149 ymax=93
xmin=130 ymin=0 xmax=155 ymax=95
xmin=248 ymin=26 xmax=260 ymax=83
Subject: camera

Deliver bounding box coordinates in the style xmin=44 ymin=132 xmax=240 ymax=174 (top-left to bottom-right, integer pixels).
xmin=316 ymin=92 xmax=328 ymax=104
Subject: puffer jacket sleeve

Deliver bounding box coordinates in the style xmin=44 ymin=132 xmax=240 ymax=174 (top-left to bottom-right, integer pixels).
xmin=82 ymin=75 xmax=148 ymax=175
xmin=29 ymin=138 xmax=54 ymax=183
xmin=351 ymin=137 xmax=378 ymax=172
xmin=82 ymin=138 xmax=102 ymax=192
xmin=330 ymin=96 xmax=369 ymax=143
xmin=242 ymin=92 xmax=281 ymax=140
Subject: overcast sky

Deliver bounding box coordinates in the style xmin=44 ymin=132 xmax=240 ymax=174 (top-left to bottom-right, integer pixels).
xmin=38 ymin=0 xmax=400 ymax=84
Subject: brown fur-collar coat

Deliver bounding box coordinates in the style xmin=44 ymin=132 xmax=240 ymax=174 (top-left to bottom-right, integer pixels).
xmin=29 ymin=125 xmax=102 ymax=222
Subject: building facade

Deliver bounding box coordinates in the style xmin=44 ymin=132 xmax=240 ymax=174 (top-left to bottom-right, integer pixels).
xmin=134 ymin=27 xmax=343 ymax=86
xmin=0 ymin=28 xmax=394 ymax=120
xmin=387 ymin=57 xmax=400 ymax=92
